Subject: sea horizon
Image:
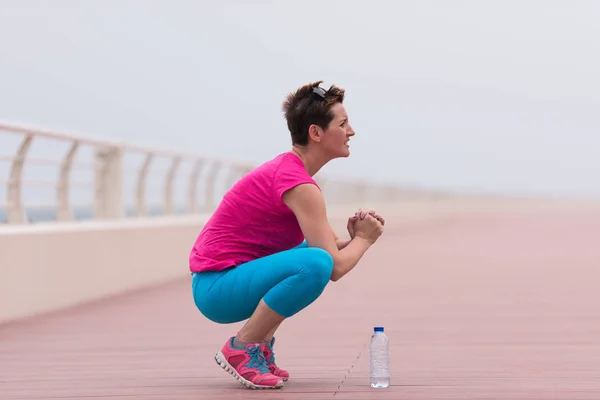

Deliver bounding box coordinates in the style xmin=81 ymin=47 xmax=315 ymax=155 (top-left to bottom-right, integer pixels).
xmin=0 ymin=205 xmax=192 ymax=224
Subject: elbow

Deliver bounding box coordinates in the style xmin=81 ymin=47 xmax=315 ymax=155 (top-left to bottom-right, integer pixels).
xmin=329 ymin=256 xmax=347 ymax=282
xmin=329 ymin=268 xmax=342 ymax=282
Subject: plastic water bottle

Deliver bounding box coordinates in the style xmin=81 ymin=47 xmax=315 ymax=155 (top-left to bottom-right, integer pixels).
xmin=369 ymin=326 xmax=390 ymax=388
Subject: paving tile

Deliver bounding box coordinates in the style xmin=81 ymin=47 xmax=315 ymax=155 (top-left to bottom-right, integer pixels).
xmin=2 ymin=211 xmax=600 ymax=398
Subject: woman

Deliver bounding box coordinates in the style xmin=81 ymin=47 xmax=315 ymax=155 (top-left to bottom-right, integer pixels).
xmin=189 ymin=81 xmax=385 ymax=389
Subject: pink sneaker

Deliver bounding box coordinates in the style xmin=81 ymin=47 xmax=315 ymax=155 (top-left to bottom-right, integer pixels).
xmin=214 ymin=337 xmax=284 ymax=389
xmin=262 ymin=337 xmax=290 ymax=381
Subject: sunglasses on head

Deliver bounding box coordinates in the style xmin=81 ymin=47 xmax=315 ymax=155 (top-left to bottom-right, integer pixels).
xmin=312 ymin=86 xmax=328 ymax=99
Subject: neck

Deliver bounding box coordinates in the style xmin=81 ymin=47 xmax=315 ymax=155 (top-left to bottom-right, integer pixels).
xmin=290 ymin=145 xmax=329 ymax=176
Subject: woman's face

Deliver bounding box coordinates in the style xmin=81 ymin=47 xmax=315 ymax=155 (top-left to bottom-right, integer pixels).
xmin=321 ymin=103 xmax=355 ymax=159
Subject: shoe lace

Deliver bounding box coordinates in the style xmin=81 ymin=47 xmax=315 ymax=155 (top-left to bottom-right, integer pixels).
xmin=264 ymin=343 xmax=275 ymax=364
xmin=245 ymin=345 xmax=270 ymax=374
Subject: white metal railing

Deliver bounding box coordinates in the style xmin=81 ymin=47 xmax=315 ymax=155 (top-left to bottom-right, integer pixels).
xmin=0 ymin=120 xmax=444 ymax=225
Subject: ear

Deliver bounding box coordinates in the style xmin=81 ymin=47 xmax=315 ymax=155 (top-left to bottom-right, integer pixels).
xmin=308 ymin=124 xmax=323 ymax=143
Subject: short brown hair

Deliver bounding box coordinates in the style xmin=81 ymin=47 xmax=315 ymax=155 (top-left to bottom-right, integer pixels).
xmin=282 ymin=80 xmax=345 ymax=145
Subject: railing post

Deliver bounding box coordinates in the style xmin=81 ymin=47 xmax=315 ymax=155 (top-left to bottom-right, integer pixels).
xmin=135 ymin=153 xmax=153 ymax=217
xmin=204 ymin=161 xmax=222 ymax=212
xmin=56 ymin=141 xmax=79 ymax=221
xmin=164 ymin=156 xmax=181 ymax=215
xmin=187 ymin=159 xmax=204 ymax=214
xmin=7 ymin=135 xmax=33 ymax=224
xmin=94 ymin=145 xmax=123 ymax=219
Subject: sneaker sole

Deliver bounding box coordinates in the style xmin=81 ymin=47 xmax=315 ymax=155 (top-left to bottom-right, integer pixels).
xmin=214 ymin=351 xmax=284 ymax=390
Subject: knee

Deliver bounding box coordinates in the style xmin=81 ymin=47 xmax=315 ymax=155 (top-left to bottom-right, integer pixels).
xmin=300 ymin=248 xmax=334 ymax=289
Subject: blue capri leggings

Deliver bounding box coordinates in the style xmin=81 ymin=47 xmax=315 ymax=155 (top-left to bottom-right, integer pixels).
xmin=192 ymin=241 xmax=334 ymax=324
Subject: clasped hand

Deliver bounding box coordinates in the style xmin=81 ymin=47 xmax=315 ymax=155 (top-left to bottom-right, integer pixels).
xmin=346 ymin=208 xmax=385 ymax=244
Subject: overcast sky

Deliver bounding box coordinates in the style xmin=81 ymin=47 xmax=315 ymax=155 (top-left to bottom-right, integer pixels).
xmin=1 ymin=0 xmax=598 ymax=201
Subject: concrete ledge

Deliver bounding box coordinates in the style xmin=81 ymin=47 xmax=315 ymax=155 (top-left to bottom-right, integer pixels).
xmin=1 ymin=216 xmax=206 ymax=324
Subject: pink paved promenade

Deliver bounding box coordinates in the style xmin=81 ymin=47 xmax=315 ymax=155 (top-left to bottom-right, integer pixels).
xmin=2 ymin=210 xmax=600 ymax=399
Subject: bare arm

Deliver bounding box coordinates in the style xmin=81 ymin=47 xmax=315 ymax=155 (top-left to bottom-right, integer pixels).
xmin=282 ymin=183 xmax=371 ymax=281
xmin=332 ymin=229 xmax=351 ymax=250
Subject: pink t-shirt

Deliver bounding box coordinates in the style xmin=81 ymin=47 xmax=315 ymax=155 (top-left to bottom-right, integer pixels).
xmin=189 ymin=152 xmax=319 ymax=273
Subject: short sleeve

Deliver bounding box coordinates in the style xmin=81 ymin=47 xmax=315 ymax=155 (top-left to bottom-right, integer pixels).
xmin=273 ymin=155 xmax=320 ymax=200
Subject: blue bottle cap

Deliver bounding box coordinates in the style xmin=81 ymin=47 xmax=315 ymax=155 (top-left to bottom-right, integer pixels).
xmin=374 ymin=326 xmax=384 ymax=332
